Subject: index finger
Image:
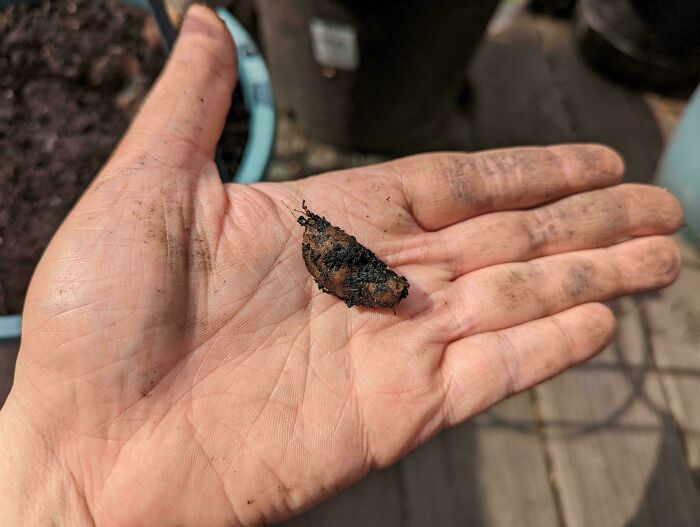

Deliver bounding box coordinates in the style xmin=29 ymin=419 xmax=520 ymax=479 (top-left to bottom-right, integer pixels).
xmin=392 ymin=144 xmax=625 ymax=231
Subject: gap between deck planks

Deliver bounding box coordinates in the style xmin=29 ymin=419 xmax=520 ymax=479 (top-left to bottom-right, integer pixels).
xmin=284 ymin=393 xmax=560 ymax=527
xmin=640 ymin=239 xmax=700 ymax=489
xmin=536 ymin=297 xmax=700 ymax=527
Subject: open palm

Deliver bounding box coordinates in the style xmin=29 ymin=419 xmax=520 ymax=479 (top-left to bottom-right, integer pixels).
xmin=0 ymin=6 xmax=683 ymax=527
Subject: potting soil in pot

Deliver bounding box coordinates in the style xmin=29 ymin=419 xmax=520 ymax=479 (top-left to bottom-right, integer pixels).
xmin=0 ymin=0 xmax=249 ymax=315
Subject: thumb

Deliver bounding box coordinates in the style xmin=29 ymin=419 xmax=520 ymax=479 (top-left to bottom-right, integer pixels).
xmin=109 ymin=4 xmax=237 ymax=172
xmin=25 ymin=5 xmax=237 ymax=317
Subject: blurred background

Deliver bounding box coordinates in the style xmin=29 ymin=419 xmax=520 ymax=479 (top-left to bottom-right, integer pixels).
xmin=1 ymin=0 xmax=700 ymax=525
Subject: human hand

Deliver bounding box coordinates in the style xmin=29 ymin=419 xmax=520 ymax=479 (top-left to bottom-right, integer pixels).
xmin=0 ymin=5 xmax=684 ymax=526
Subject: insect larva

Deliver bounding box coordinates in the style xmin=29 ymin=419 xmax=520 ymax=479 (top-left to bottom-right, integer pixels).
xmin=297 ymin=201 xmax=409 ymax=308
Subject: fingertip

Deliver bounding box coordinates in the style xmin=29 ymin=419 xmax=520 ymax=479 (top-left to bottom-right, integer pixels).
xmin=182 ymin=4 xmax=230 ymax=43
xmin=184 ymin=2 xmax=216 ymax=19
xmin=549 ymin=303 xmax=616 ymax=368
xmin=551 ymin=143 xmax=625 ymax=185
xmin=662 ymin=188 xmax=685 ymax=231
xmin=646 ymin=185 xmax=685 ymax=232
xmin=619 ymin=236 xmax=683 ymax=290
xmin=110 ymin=3 xmax=238 ymax=168
xmin=588 ymin=144 xmax=625 ymax=181
xmin=579 ymin=302 xmax=617 ymax=355
xmin=177 ymin=3 xmax=237 ymax=84
xmin=656 ymin=236 xmax=683 ymax=286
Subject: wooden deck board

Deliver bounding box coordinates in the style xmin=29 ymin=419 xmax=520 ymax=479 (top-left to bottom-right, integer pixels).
xmin=283 ymin=393 xmax=560 ymax=527
xmin=459 ymin=394 xmax=561 ymax=527
xmin=282 ymin=466 xmax=404 ymax=527
xmin=640 ymin=240 xmax=700 ymax=485
xmin=399 ymin=393 xmax=560 ymax=527
xmin=536 ymin=298 xmax=700 ymax=527
xmin=397 ymin=424 xmax=479 ymax=527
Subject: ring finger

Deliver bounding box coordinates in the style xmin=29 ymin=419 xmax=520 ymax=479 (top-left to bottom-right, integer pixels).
xmin=433 ymin=235 xmax=680 ymax=341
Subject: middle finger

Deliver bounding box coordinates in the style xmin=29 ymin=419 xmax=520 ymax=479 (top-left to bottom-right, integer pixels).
xmin=390 ymin=184 xmax=682 ymax=278
xmin=430 ymin=235 xmax=680 ymax=342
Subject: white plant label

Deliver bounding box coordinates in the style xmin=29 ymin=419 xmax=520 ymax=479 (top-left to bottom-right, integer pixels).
xmin=309 ymin=18 xmax=360 ymax=71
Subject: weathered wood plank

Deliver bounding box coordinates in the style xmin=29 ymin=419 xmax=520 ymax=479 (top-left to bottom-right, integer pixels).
xmin=286 ymin=392 xmax=560 ymax=527
xmin=469 ymin=394 xmax=561 ymax=527
xmin=536 ymin=298 xmax=700 ymax=527
xmin=396 ymin=423 xmax=481 ymax=527
xmin=281 ymin=465 xmax=403 ymax=527
xmin=640 ymin=239 xmax=700 ymax=484
xmin=398 ymin=392 xmax=560 ymax=527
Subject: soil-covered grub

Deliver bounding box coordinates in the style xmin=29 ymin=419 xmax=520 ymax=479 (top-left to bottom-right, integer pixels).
xmin=297 ymin=202 xmax=409 ymax=308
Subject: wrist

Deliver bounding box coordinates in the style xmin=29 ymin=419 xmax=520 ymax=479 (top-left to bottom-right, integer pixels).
xmin=0 ymin=396 xmax=94 ymax=526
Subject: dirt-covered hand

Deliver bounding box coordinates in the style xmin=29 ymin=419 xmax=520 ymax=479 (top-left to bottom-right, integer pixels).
xmin=0 ymin=5 xmax=684 ymax=527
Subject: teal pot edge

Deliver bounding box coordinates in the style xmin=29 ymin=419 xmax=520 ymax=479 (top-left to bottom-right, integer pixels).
xmin=656 ymin=84 xmax=700 ymax=247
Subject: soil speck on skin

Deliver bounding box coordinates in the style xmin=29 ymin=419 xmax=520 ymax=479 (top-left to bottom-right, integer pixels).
xmin=297 ymin=201 xmax=409 ymax=308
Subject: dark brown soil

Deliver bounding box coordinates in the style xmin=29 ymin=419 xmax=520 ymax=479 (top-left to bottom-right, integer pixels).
xmin=298 ymin=202 xmax=409 ymax=309
xmin=0 ymin=0 xmax=248 ymax=315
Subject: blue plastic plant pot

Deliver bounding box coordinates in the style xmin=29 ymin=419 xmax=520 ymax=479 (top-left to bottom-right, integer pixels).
xmin=216 ymin=8 xmax=276 ymax=184
xmin=0 ymin=1 xmax=275 ymax=339
xmin=123 ymin=0 xmax=276 ymax=184
xmin=0 ymin=316 xmax=21 ymax=341
xmin=656 ymin=84 xmax=700 ymax=246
